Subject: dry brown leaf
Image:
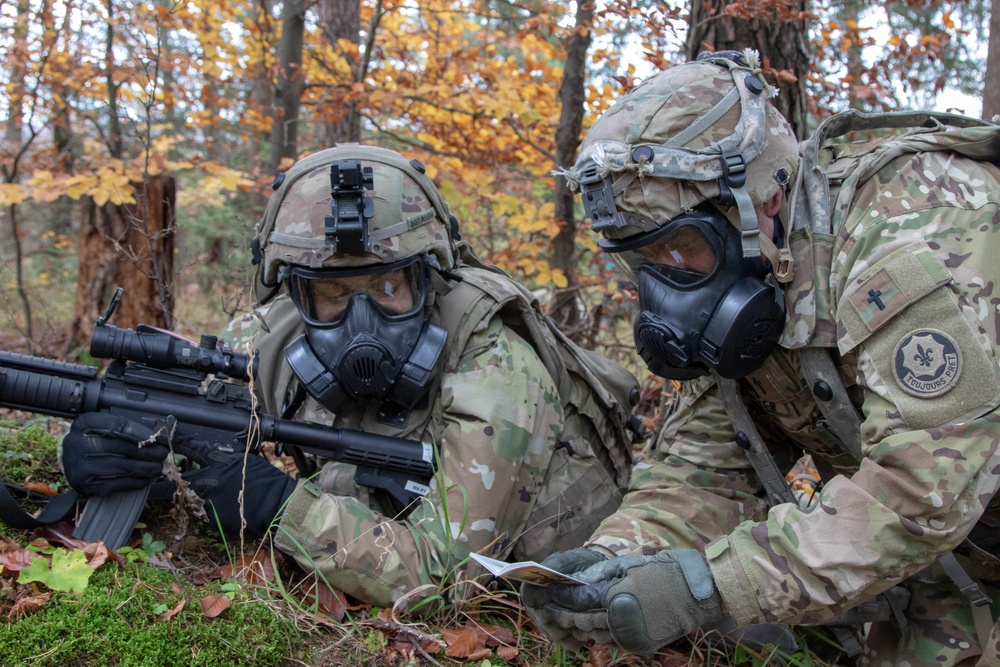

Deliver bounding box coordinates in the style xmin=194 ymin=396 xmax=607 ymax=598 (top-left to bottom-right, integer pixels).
xmin=8 ymin=592 xmax=50 ymax=619
xmin=301 ymin=579 xmax=347 ymax=622
xmin=84 ymin=542 xmax=111 ymax=569
xmin=156 ymin=597 xmax=185 ymax=622
xmin=496 ymin=645 xmax=519 ymax=661
xmin=442 ymin=625 xmax=480 ymax=659
xmin=200 ymin=594 xmax=231 ymax=618
xmin=1 ymin=548 xmax=43 ymax=575
xmin=589 ymin=643 xmax=614 ymax=667
xmin=466 ymin=647 xmax=493 ymax=661
xmin=479 ymin=622 xmax=515 ymax=647
xmin=220 ymin=552 xmax=276 ymax=585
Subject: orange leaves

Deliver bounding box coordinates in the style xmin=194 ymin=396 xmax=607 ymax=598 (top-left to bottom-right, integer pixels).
xmin=441 ymin=620 xmax=518 ymax=662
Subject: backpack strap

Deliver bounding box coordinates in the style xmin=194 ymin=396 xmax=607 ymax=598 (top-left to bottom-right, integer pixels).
xmin=800 ymin=348 xmax=863 ymax=460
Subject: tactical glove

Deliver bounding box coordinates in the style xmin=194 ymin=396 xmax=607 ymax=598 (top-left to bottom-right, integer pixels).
xmin=62 ymin=413 xmax=171 ymax=496
xmin=170 ymin=436 xmax=297 ymax=539
xmin=521 ymin=548 xmax=608 ymax=649
xmin=528 ymin=549 xmax=724 ymax=654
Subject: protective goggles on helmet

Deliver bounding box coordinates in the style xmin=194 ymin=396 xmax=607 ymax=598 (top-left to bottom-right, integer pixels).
xmin=287 ymin=255 xmax=428 ymax=327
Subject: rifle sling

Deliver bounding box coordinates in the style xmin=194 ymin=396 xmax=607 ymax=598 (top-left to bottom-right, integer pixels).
xmin=0 ymin=477 xmax=78 ymax=530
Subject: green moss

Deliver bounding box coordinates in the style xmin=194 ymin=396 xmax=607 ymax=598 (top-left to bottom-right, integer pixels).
xmin=1 ymin=564 xmax=303 ymax=666
xmin=0 ymin=419 xmax=62 ymax=487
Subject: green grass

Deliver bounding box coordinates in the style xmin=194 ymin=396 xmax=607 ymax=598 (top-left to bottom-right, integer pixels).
xmin=0 ymin=565 xmax=301 ymax=666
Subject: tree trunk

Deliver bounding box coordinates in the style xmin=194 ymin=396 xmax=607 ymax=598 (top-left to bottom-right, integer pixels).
xmin=686 ymin=0 xmax=812 ymax=140
xmin=317 ymin=0 xmax=362 ymax=144
xmin=985 ymin=0 xmax=1000 ymax=120
xmin=548 ymin=0 xmax=594 ymax=339
xmin=3 ymin=1 xmax=32 ymax=348
xmin=70 ymin=175 xmax=177 ymax=349
xmin=269 ymin=0 xmax=306 ymax=171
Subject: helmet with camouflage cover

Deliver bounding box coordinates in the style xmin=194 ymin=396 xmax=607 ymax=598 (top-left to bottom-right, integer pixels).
xmin=564 ymin=51 xmax=800 ymax=381
xmin=563 ymin=49 xmax=799 ymax=274
xmin=252 ymin=144 xmax=457 ymax=301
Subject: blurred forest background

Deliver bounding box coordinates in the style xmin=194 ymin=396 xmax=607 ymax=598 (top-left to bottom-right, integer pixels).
xmin=2 ymin=0 xmax=998 ymax=397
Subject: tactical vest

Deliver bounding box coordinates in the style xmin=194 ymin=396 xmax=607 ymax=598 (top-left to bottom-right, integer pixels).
xmin=245 ymin=244 xmax=639 ymax=561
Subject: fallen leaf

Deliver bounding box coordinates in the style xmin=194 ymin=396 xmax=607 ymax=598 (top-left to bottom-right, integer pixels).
xmin=156 ymin=596 xmax=185 ymax=622
xmin=496 ymin=645 xmax=519 ymax=660
xmin=467 ymin=647 xmax=493 ymax=661
xmin=479 ymin=622 xmax=515 ymax=647
xmin=442 ymin=625 xmax=479 ymax=659
xmin=589 ymin=643 xmax=613 ymax=667
xmin=18 ymin=548 xmax=94 ymax=592
xmin=218 ymin=552 xmax=275 ymax=585
xmin=84 ymin=542 xmax=111 ymax=569
xmin=8 ymin=592 xmax=50 ymax=619
xmin=301 ymin=579 xmax=347 ymax=622
xmin=23 ymin=482 xmax=58 ymax=496
xmin=200 ymin=594 xmax=231 ymax=618
xmin=1 ymin=549 xmax=44 ymax=575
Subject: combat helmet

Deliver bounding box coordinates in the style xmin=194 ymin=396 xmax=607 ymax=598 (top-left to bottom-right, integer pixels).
xmin=562 ymin=49 xmax=800 ymax=281
xmin=252 ymin=144 xmax=458 ymax=303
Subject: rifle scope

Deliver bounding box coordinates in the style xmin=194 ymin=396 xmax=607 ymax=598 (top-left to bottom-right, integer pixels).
xmin=90 ymin=323 xmax=254 ymax=382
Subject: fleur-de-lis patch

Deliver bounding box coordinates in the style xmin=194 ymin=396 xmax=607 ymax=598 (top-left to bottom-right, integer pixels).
xmin=893 ymin=329 xmax=962 ymax=398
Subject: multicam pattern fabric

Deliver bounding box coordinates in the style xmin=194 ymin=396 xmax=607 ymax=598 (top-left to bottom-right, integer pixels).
xmin=225 ymin=294 xmax=564 ymax=608
xmin=222 ymin=262 xmax=634 ymax=608
xmin=586 ymin=118 xmax=1000 ymax=665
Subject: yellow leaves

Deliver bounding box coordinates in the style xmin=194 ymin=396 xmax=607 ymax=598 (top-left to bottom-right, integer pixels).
xmin=92 ymin=166 xmax=136 ymax=206
xmin=0 ymin=183 xmax=26 ymax=206
xmin=201 ymin=161 xmax=253 ymax=192
xmin=942 ymin=11 xmax=954 ymax=30
xmin=518 ymin=257 xmax=568 ymax=288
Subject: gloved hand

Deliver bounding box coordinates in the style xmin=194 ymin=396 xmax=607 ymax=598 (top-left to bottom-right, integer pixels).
xmin=62 ymin=413 xmax=171 ymax=496
xmin=524 ymin=549 xmax=724 ymax=654
xmin=170 ymin=436 xmax=297 ymax=539
xmin=521 ymin=548 xmax=608 ymax=649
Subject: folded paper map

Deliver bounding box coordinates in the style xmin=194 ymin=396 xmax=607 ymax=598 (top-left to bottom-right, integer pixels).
xmin=470 ymin=553 xmax=586 ymax=586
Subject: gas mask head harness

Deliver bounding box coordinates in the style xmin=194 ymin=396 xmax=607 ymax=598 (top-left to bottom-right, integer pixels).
xmin=252 ymin=146 xmax=459 ymax=421
xmin=557 ymin=49 xmax=799 ymax=380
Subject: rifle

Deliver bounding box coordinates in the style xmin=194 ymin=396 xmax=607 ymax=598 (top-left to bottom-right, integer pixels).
xmin=0 ymin=289 xmax=435 ymax=549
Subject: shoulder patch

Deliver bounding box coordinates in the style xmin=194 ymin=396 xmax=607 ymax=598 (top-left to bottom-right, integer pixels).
xmin=892 ymin=329 xmax=962 ymax=398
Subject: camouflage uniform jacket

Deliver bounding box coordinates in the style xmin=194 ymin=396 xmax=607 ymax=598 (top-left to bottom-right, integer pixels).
xmin=226 ymin=266 xmax=628 ymax=607
xmin=586 ymin=118 xmax=1000 ymax=646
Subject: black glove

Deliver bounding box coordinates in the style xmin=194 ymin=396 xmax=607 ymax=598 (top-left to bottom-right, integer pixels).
xmin=62 ymin=413 xmax=171 ymax=496
xmin=171 ymin=436 xmax=297 ymax=539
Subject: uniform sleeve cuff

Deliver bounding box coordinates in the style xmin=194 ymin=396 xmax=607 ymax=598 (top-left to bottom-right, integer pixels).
xmin=705 ymin=536 xmax=766 ymax=626
xmin=274 ymin=478 xmax=322 ymax=548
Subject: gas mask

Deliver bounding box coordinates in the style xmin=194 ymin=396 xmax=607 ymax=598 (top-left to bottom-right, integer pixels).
xmin=284 ymin=255 xmax=448 ymax=417
xmin=602 ymin=205 xmax=785 ymax=380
